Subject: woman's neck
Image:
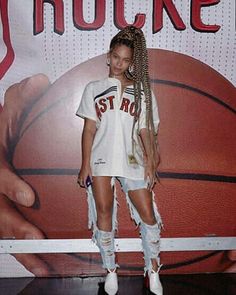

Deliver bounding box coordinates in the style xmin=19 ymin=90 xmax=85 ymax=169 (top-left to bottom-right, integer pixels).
xmin=109 ymin=73 xmax=132 ymax=85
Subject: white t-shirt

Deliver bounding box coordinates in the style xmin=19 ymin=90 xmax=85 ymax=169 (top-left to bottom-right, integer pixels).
xmin=76 ymin=77 xmax=159 ymax=180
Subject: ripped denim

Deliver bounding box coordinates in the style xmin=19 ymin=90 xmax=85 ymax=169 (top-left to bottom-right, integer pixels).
xmin=118 ymin=178 xmax=163 ymax=274
xmin=140 ymin=222 xmax=162 ymax=275
xmin=86 ymin=177 xmax=163 ymax=272
xmin=95 ymin=229 xmax=118 ymax=270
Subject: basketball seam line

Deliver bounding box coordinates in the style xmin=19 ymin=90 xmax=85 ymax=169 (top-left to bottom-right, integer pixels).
xmin=16 ymin=168 xmax=236 ymax=183
xmin=151 ymin=79 xmax=236 ymax=115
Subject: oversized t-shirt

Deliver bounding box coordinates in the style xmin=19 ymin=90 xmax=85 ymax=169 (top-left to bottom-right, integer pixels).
xmin=76 ymin=77 xmax=159 ymax=180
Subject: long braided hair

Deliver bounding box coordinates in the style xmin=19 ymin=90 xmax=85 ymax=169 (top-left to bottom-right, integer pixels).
xmin=109 ymin=26 xmax=159 ymax=168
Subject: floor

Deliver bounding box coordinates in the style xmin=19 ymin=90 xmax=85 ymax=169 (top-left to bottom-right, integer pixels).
xmin=0 ymin=273 xmax=235 ymax=295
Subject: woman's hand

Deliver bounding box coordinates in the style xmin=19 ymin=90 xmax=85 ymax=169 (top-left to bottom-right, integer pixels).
xmin=144 ymin=156 xmax=157 ymax=191
xmin=77 ymin=165 xmax=93 ymax=188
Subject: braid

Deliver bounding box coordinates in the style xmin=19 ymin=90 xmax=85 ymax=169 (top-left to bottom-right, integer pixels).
xmin=110 ymin=26 xmax=159 ymax=167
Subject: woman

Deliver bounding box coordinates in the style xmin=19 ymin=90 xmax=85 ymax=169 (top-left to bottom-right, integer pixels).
xmin=77 ymin=26 xmax=163 ymax=295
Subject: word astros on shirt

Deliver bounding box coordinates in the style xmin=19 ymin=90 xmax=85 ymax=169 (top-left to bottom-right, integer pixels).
xmin=95 ymin=96 xmax=138 ymax=119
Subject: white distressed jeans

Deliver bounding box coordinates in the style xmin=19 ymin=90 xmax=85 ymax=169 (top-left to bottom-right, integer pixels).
xmin=86 ymin=177 xmax=163 ymax=272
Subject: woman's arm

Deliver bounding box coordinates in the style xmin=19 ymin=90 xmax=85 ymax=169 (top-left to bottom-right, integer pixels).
xmin=78 ymin=118 xmax=97 ymax=187
xmin=139 ymin=128 xmax=159 ymax=190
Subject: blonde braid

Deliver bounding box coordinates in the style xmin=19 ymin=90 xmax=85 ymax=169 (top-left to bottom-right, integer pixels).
xmin=110 ymin=26 xmax=159 ymax=168
xmin=131 ymin=27 xmax=158 ymax=168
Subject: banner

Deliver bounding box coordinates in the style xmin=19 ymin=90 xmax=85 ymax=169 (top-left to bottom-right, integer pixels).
xmin=0 ymin=0 xmax=235 ymax=278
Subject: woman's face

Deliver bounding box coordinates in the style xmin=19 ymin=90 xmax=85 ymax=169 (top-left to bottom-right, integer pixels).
xmin=108 ymin=44 xmax=133 ymax=78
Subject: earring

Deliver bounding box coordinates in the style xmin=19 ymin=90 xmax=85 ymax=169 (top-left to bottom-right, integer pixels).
xmin=129 ymin=64 xmax=134 ymax=73
xmin=106 ymin=58 xmax=110 ymax=66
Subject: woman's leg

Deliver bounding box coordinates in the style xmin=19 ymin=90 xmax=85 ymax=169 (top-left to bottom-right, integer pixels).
xmin=128 ymin=188 xmax=162 ymax=294
xmin=128 ymin=188 xmax=161 ymax=272
xmin=92 ymin=176 xmax=114 ymax=231
xmin=92 ymin=176 xmax=117 ymax=269
xmin=91 ymin=176 xmax=118 ymax=295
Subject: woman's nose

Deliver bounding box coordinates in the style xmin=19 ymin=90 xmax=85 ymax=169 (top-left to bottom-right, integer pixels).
xmin=117 ymin=59 xmax=122 ymax=67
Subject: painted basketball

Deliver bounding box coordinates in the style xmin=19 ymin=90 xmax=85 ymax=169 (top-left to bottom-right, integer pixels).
xmin=13 ymin=49 xmax=236 ymax=275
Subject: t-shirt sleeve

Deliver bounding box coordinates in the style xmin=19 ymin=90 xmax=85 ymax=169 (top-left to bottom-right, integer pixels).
xmin=139 ymin=90 xmax=160 ymax=133
xmin=76 ymin=82 xmax=97 ymax=121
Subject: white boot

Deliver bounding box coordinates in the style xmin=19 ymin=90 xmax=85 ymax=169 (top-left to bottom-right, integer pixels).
xmin=149 ymin=269 xmax=163 ymax=295
xmin=104 ymin=269 xmax=118 ymax=295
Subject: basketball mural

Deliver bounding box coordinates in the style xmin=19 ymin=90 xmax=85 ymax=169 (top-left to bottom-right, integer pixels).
xmin=0 ymin=0 xmax=235 ymax=277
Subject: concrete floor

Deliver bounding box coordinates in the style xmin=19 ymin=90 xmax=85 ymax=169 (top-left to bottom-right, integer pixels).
xmin=0 ymin=273 xmax=235 ymax=295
